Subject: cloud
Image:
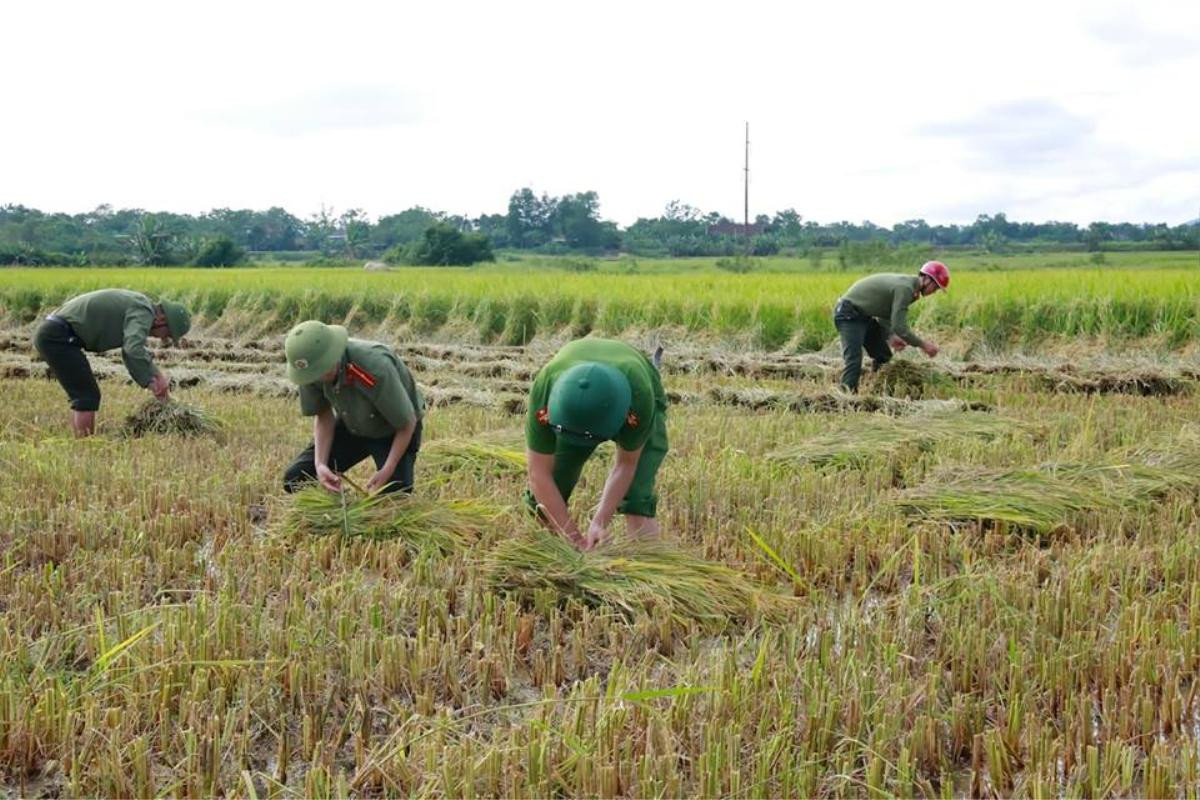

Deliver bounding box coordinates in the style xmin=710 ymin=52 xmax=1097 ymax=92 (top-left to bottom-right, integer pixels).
xmin=1086 ymin=16 xmax=1199 ymax=66
xmin=212 ymin=85 xmax=426 ymax=136
xmin=923 ymin=99 xmax=1096 ymax=169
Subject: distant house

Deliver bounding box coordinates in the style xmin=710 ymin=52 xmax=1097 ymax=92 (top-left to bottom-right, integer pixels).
xmin=707 ymin=221 xmax=765 ymax=237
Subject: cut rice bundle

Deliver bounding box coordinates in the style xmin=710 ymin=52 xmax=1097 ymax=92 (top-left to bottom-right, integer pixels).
xmin=485 ymin=529 xmax=790 ymax=629
xmin=421 ymin=439 xmax=527 ymax=482
xmin=767 ymin=412 xmax=1015 ymax=471
xmin=123 ymin=398 xmax=224 ymax=440
xmin=281 ymin=487 xmax=499 ymax=554
xmin=869 ymin=358 xmax=954 ymax=399
xmin=896 ymin=467 xmax=1108 ymax=536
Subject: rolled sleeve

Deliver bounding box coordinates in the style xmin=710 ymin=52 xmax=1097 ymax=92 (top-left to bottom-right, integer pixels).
xmin=121 ymin=306 xmax=157 ymax=387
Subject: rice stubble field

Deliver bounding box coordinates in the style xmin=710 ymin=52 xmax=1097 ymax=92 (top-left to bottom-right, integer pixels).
xmin=3 ymin=265 xmax=1200 ymax=797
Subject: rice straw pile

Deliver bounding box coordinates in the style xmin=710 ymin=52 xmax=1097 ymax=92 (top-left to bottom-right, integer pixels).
xmin=869 ymin=358 xmax=954 ymax=399
xmin=896 ymin=467 xmax=1108 ymax=536
xmin=767 ymin=412 xmax=1013 ymax=471
xmin=897 ymin=453 xmax=1200 ymax=536
xmin=123 ymin=398 xmax=225 ymax=439
xmin=485 ymin=529 xmax=788 ymax=629
xmin=421 ymin=439 xmax=527 ymax=482
xmin=1035 ymin=368 xmax=1188 ymax=397
xmin=707 ymin=386 xmax=992 ymax=415
xmin=280 ymin=486 xmax=499 ymax=553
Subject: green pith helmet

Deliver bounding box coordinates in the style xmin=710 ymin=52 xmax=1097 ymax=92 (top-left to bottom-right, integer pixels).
xmin=159 ymin=300 xmax=191 ymax=339
xmin=548 ymin=362 xmax=632 ymax=447
xmin=284 ymin=320 xmax=349 ymax=385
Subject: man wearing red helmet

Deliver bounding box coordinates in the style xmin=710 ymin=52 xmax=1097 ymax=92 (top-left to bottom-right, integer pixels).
xmin=833 ymin=261 xmax=949 ymax=392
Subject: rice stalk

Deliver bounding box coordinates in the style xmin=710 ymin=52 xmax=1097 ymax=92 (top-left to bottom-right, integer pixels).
xmin=484 ymin=529 xmax=790 ymax=628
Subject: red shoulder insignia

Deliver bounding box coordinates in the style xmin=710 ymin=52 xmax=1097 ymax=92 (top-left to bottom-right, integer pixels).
xmin=536 ymin=406 xmax=550 ymax=426
xmin=626 ymin=410 xmax=639 ymax=428
xmin=346 ymin=362 xmax=377 ymax=388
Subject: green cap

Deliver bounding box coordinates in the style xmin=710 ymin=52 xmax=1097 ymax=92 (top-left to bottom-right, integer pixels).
xmin=160 ymin=300 xmax=191 ymax=339
xmin=548 ymin=362 xmax=632 ymax=447
xmin=284 ymin=320 xmax=349 ymax=385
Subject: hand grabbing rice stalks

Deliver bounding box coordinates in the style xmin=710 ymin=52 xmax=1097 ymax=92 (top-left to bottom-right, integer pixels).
xmin=123 ymin=398 xmax=225 ymax=440
xmin=280 ymin=486 xmax=500 ymax=554
xmin=484 ymin=529 xmax=791 ymax=629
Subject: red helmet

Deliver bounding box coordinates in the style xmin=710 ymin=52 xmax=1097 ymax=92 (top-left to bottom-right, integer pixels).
xmin=920 ymin=261 xmax=950 ymax=291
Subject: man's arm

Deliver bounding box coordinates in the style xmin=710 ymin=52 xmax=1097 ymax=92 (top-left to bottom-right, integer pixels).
xmin=312 ymin=407 xmax=341 ymax=492
xmin=585 ymin=445 xmax=643 ymax=547
xmin=526 ymin=449 xmax=581 ymax=544
xmin=889 ymin=289 xmax=926 ymax=348
xmin=368 ymin=419 xmax=417 ymax=492
xmin=121 ymin=306 xmax=161 ymax=389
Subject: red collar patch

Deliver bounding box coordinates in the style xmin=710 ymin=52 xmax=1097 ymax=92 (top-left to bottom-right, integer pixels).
xmin=536 ymin=406 xmax=550 ymax=426
xmin=346 ymin=362 xmax=377 ymax=389
xmin=626 ymin=410 xmax=639 ymax=428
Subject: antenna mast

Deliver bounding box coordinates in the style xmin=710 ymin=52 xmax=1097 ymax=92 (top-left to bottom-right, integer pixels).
xmin=744 ymin=121 xmax=750 ymax=254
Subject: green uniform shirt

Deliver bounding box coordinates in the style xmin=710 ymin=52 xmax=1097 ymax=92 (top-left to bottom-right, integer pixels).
xmin=55 ymin=289 xmax=159 ymax=387
xmin=840 ymin=274 xmax=926 ymax=348
xmin=298 ymin=339 xmax=424 ymax=439
xmin=525 ymin=338 xmax=664 ymax=454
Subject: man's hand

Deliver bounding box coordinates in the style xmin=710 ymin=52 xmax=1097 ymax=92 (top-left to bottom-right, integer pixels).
xmin=150 ymin=371 xmax=170 ymax=399
xmin=888 ymin=335 xmax=907 ymax=352
xmin=366 ymin=468 xmax=393 ymax=494
xmin=582 ymin=520 xmax=609 ymax=551
xmin=921 ymin=341 xmax=940 ymax=358
xmin=316 ymin=463 xmax=342 ymax=493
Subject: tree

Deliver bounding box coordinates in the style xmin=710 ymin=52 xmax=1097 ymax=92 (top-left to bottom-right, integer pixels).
xmin=400 ymin=224 xmax=495 ymax=266
xmin=505 ymin=188 xmax=556 ymax=248
xmin=193 ymin=236 xmax=245 ymax=267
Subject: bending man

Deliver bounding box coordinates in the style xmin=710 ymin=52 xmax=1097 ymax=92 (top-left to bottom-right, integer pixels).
xmin=833 ymin=260 xmax=950 ymax=392
xmin=524 ymin=338 xmax=668 ymax=550
xmin=282 ymin=320 xmax=424 ymax=495
xmin=33 ymin=288 xmax=191 ymax=436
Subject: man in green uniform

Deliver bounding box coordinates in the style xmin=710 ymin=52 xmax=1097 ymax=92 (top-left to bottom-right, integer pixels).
xmin=524 ymin=337 xmax=668 ymax=550
xmin=33 ymin=289 xmax=191 ymax=436
xmin=282 ymin=320 xmax=424 ymax=495
xmin=833 ymin=261 xmax=950 ymax=392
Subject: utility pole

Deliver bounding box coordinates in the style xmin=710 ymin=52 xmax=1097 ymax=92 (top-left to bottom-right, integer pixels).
xmin=744 ymin=121 xmax=751 ymax=256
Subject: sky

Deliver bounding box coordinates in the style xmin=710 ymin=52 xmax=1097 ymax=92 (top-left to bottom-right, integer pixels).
xmin=1 ymin=0 xmax=1197 ymax=227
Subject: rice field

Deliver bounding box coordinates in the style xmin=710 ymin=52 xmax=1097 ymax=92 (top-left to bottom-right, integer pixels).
xmin=4 ymin=267 xmax=1200 ymax=796
xmin=2 ymin=260 xmax=1199 ymax=351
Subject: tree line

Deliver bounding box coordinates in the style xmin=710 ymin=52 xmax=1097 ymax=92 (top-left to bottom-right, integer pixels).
xmin=1 ymin=194 xmax=1196 ymax=266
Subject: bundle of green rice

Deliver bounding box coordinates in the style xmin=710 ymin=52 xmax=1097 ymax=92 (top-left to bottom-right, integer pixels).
xmin=869 ymin=358 xmax=954 ymax=399
xmin=123 ymin=398 xmax=224 ymax=439
xmin=421 ymin=439 xmax=527 ymax=482
xmin=280 ymin=486 xmax=499 ymax=553
xmin=896 ymin=466 xmax=1111 ymax=536
xmin=485 ymin=529 xmax=789 ymax=628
